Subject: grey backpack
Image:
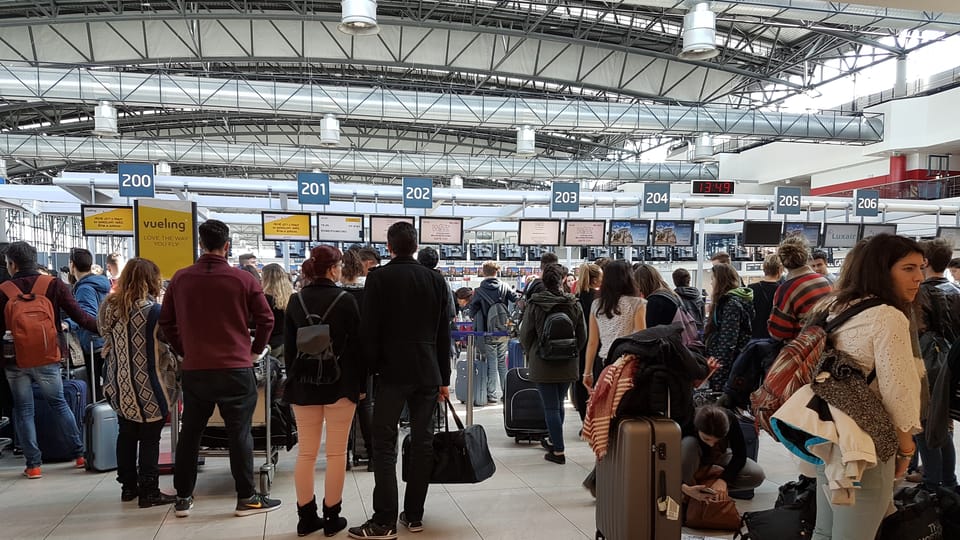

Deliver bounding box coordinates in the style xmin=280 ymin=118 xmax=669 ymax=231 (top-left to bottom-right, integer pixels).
xmin=293 ymin=291 xmax=347 ymax=385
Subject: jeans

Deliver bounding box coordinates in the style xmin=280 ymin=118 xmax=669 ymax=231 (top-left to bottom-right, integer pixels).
xmin=371 ymin=382 xmax=439 ymax=526
xmin=116 ymin=417 xmax=165 ymax=492
xmin=536 ymin=382 xmax=570 ymax=453
xmin=813 ymin=458 xmax=895 ymax=540
xmin=292 ymin=399 xmax=356 ymax=506
xmin=5 ymin=363 xmax=84 ymax=467
xmin=916 ymin=430 xmax=958 ymax=488
xmin=680 ymin=436 xmax=766 ymax=491
xmin=175 ymin=369 xmax=258 ymax=499
xmin=481 ymin=337 xmax=507 ymax=401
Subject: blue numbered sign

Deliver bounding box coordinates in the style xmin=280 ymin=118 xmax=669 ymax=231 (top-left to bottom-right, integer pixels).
xmin=854 ymin=189 xmax=880 ymax=217
xmin=776 ymin=186 xmax=802 ymax=215
xmin=551 ymin=182 xmax=580 ymax=212
xmin=118 ymin=163 xmax=155 ymax=198
xmin=297 ymin=172 xmax=330 ymax=205
xmin=642 ymin=183 xmax=670 ymax=213
xmin=402 ymin=177 xmax=433 ymax=209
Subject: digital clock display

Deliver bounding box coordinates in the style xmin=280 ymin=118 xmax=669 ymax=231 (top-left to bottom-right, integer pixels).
xmin=692 ymin=180 xmax=735 ymax=195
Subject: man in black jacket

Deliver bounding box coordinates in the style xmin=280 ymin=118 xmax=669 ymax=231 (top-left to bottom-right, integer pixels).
xmin=349 ymin=222 xmax=451 ymax=540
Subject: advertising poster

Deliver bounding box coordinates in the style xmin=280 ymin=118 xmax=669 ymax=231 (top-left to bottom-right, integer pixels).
xmin=81 ymin=205 xmax=134 ymax=237
xmin=135 ymin=199 xmax=197 ymax=280
xmin=261 ymin=212 xmax=312 ymax=242
xmin=653 ymin=220 xmax=694 ymax=246
xmin=609 ymin=220 xmax=650 ymax=246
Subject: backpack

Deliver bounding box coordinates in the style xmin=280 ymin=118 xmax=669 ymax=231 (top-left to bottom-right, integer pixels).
xmin=292 ymin=291 xmax=347 ymax=386
xmin=751 ymin=297 xmax=886 ymax=437
xmin=0 ymin=276 xmax=61 ymax=369
xmin=537 ymin=306 xmax=578 ymax=361
xmin=650 ymin=291 xmax=702 ymax=348
xmin=477 ymin=285 xmax=512 ymax=341
xmin=723 ymin=338 xmax=784 ymax=410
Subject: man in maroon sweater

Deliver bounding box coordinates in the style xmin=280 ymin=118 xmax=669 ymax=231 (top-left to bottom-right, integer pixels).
xmin=159 ymin=219 xmax=279 ymax=518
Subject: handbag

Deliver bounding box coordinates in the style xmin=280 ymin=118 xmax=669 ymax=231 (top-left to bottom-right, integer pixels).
xmin=685 ymin=475 xmax=742 ymax=531
xmin=401 ymin=397 xmax=496 ymax=484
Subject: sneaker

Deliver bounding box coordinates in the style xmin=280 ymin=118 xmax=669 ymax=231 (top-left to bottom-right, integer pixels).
xmin=399 ymin=512 xmax=423 ymax=533
xmin=75 ymin=457 xmax=86 ymax=469
xmin=544 ymin=451 xmax=566 ymax=464
xmin=235 ymin=493 xmax=281 ymax=517
xmin=174 ymin=496 xmax=194 ymax=518
xmin=347 ymin=519 xmax=398 ymax=539
xmin=23 ymin=466 xmax=41 ymax=479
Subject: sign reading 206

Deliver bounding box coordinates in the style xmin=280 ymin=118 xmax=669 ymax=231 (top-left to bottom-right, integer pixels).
xmin=118 ymin=163 xmax=155 ymax=198
xmin=402 ymin=177 xmax=433 ymax=209
xmin=297 ymin=172 xmax=330 ymax=205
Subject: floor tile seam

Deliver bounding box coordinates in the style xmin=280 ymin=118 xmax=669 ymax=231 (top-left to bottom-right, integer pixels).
xmin=443 ymin=485 xmax=486 ymax=539
xmin=43 ymin=472 xmax=109 ymax=539
xmin=526 ymin=484 xmax=593 ymax=539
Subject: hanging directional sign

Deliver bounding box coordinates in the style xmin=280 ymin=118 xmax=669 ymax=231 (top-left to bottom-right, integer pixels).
xmin=775 ymin=186 xmax=802 ymax=215
xmin=854 ymin=188 xmax=880 ymax=217
xmin=297 ymin=172 xmax=330 ymax=205
xmin=551 ymin=182 xmax=580 ymax=212
xmin=118 ymin=163 xmax=155 ymax=198
xmin=402 ymin=177 xmax=433 ymax=209
xmin=642 ymin=183 xmax=670 ymax=213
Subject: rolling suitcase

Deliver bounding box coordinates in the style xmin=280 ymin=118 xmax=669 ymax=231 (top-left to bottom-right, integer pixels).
xmin=503 ymin=367 xmax=548 ymax=443
xmin=455 ymin=357 xmax=487 ymax=407
xmin=84 ymin=348 xmax=118 ymax=472
xmin=33 ymin=377 xmax=87 ymax=462
xmin=730 ymin=413 xmax=759 ymax=500
xmin=507 ymin=339 xmax=524 ymax=370
xmin=348 ymin=413 xmax=369 ymax=467
xmin=595 ymin=417 xmax=682 ymax=540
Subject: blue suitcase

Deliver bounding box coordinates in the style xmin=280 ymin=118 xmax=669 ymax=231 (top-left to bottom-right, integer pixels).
xmin=455 ymin=358 xmax=487 ymax=407
xmin=507 ymin=339 xmax=524 ymax=370
xmin=33 ymin=378 xmax=86 ymax=462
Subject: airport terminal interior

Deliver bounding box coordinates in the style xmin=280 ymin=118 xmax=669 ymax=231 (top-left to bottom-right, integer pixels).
xmin=2 ymin=0 xmax=960 ymax=538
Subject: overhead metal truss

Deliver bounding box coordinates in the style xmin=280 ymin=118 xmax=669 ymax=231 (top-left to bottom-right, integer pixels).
xmin=0 ymin=134 xmax=719 ymax=182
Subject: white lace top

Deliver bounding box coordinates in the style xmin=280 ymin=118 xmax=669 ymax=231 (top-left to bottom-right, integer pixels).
xmin=592 ymin=296 xmax=645 ymax=360
xmin=830 ymin=303 xmax=925 ymax=434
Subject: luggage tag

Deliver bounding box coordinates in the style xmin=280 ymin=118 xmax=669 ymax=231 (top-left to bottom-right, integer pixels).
xmin=658 ymin=496 xmax=680 ymax=521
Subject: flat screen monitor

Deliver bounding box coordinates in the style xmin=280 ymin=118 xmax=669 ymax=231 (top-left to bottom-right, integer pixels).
xmin=274 ymin=241 xmax=306 ymax=258
xmin=937 ymin=226 xmax=960 ymax=246
xmin=525 ymin=245 xmax=555 ymax=261
xmin=741 ymin=221 xmax=783 ymax=247
xmin=498 ymin=244 xmax=524 ymax=261
xmin=783 ymin=222 xmax=821 ymax=247
xmin=647 ymin=246 xmax=671 ymax=261
xmin=469 ymin=244 xmax=496 ymax=261
xmin=439 ymin=244 xmax=466 ymax=260
xmin=370 ymin=242 xmax=392 ymax=260
xmin=860 ymin=223 xmax=897 ymax=240
xmin=261 ymin=211 xmax=312 ymax=242
xmin=316 ymin=213 xmax=364 ymax=243
xmin=822 ymin=223 xmax=861 ymax=248
xmin=369 ymin=215 xmax=416 ymax=244
xmin=564 ymin=220 xmax=606 ymax=247
xmin=652 ymin=220 xmax=694 ymax=247
xmin=608 ymin=219 xmax=650 ymax=246
xmin=419 ymin=217 xmax=463 ymax=245
xmin=583 ymin=246 xmax=611 ymax=260
xmin=674 ymin=245 xmax=697 ymax=261
xmin=518 ymin=219 xmax=561 ymax=246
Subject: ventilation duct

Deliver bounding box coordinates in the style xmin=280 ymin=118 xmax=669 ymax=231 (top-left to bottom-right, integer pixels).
xmin=691 ymin=133 xmax=716 ymax=163
xmin=92 ymin=101 xmax=119 ymax=137
xmin=0 ymin=158 xmax=6 ymax=182
xmin=156 ymin=161 xmax=172 ymax=176
xmin=516 ymin=125 xmax=536 ymax=156
xmin=680 ymin=3 xmax=720 ymax=61
xmin=319 ymin=114 xmax=341 ymax=147
xmin=339 ymin=0 xmax=379 ymax=36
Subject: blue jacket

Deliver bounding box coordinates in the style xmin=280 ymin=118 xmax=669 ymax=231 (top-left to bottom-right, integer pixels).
xmin=68 ymin=273 xmax=111 ymax=352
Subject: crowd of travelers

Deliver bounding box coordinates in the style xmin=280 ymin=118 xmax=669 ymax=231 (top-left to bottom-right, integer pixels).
xmin=0 ymin=221 xmax=956 ymax=540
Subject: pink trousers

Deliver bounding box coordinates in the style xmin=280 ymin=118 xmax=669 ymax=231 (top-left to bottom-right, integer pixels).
xmin=292 ymin=398 xmax=357 ymax=506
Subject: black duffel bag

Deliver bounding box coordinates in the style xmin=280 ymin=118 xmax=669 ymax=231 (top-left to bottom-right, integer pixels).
xmin=402 ymin=397 xmax=496 ymax=484
xmin=735 ymin=476 xmax=816 ymax=540
xmin=876 ymin=486 xmax=942 ymax=540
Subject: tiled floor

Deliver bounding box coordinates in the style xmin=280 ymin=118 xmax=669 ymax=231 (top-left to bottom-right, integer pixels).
xmin=1 ymin=401 xmax=956 ymax=540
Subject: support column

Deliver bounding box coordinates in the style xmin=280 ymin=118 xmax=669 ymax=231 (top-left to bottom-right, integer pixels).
xmin=895 ymin=56 xmax=908 ymax=97
xmin=0 ymin=209 xmax=6 ymax=242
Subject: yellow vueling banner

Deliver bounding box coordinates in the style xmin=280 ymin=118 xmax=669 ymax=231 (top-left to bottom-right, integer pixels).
xmin=261 ymin=212 xmax=312 ymax=241
xmin=81 ymin=205 xmax=134 ymax=237
xmin=135 ymin=200 xmax=197 ymax=280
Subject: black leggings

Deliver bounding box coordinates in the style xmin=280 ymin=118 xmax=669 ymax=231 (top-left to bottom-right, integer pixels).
xmin=573 ymin=355 xmax=603 ymax=423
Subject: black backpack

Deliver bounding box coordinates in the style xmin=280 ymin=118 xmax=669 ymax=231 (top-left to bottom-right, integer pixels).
xmin=537 ymin=306 xmax=578 ymax=361
xmin=723 ymin=338 xmax=784 ymax=409
xmin=292 ymin=291 xmax=347 ymax=385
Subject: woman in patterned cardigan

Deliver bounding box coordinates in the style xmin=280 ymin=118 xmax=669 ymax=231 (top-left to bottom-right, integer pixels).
xmin=98 ymin=258 xmax=180 ymax=508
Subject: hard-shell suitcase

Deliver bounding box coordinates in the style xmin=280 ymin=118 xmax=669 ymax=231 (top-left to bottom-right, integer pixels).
xmin=730 ymin=414 xmax=759 ymax=500
xmin=507 ymin=339 xmax=524 ymax=370
xmin=84 ymin=401 xmax=118 ymax=471
xmin=455 ymin=358 xmax=486 ymax=407
xmin=503 ymin=367 xmax=548 ymax=443
xmin=595 ymin=417 xmax=683 ymax=540
xmin=33 ymin=378 xmax=87 ymax=462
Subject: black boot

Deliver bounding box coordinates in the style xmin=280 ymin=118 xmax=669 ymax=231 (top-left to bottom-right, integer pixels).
xmin=297 ymin=496 xmax=324 ymax=537
xmin=138 ymin=475 xmax=176 ymax=508
xmin=322 ymin=499 xmax=347 ymax=537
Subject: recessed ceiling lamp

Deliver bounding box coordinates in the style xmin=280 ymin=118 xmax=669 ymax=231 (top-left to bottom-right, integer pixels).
xmin=516 ymin=125 xmax=536 ymax=156
xmin=319 ymin=114 xmax=341 ymax=146
xmin=679 ymin=2 xmax=720 ymax=61
xmin=691 ymin=132 xmax=716 ymax=163
xmin=92 ymin=101 xmax=119 ymax=137
xmin=338 ymin=0 xmax=380 ymax=36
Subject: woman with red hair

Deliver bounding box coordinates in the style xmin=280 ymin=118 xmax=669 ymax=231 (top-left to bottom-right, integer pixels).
xmin=284 ymin=245 xmax=365 ymax=536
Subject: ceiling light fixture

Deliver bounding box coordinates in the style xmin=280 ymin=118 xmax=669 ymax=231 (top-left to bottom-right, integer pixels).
xmin=319 ymin=114 xmax=341 ymax=146
xmin=679 ymin=2 xmax=720 ymax=61
xmin=691 ymin=132 xmax=717 ymax=163
xmin=338 ymin=0 xmax=380 ymax=36
xmin=516 ymin=125 xmax=536 ymax=156
xmin=92 ymin=101 xmax=119 ymax=137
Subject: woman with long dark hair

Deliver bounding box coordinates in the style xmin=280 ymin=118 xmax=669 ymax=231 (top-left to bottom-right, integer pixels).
xmin=634 ymin=263 xmax=680 ymax=327
xmin=285 ymin=245 xmax=364 ymax=537
xmin=582 ymin=260 xmax=645 ymax=391
xmin=704 ymin=263 xmax=754 ymax=392
xmin=98 ymin=258 xmax=179 ymax=508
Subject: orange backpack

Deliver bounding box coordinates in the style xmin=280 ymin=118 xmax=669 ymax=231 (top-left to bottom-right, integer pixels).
xmin=0 ymin=275 xmax=62 ymax=368
xmin=751 ymin=297 xmax=885 ymax=437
